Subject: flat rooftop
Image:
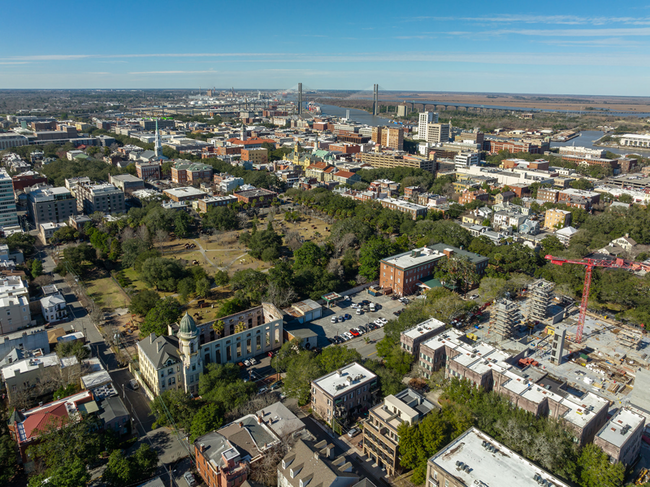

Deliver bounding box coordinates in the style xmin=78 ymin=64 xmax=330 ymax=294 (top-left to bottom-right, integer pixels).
xmin=381 ymin=246 xmax=445 ymax=270
xmin=597 ymin=408 xmax=645 ymax=448
xmin=402 ymin=317 xmax=446 ymax=341
xmin=313 ymin=362 xmax=376 ymax=398
xmin=163 ymin=187 xmax=207 ymax=197
xmin=430 ymin=427 xmax=571 ymax=487
xmin=560 ymin=393 xmax=609 ymax=429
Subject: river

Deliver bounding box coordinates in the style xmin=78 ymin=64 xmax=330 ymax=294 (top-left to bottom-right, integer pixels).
xmin=318 ymin=104 xmax=391 ymax=127
xmin=551 ymin=130 xmax=650 ymax=156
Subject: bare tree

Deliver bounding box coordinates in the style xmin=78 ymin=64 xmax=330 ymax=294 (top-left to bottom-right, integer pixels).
xmin=326 ymin=259 xmax=344 ymax=279
xmin=33 ymin=275 xmax=54 ymax=287
xmin=154 ymin=229 xmax=169 ymax=254
xmin=355 ymin=274 xmax=368 ymax=285
xmin=136 ymin=225 xmax=151 ymax=245
xmin=225 ymin=393 xmax=282 ymax=423
xmin=265 ymin=282 xmax=299 ymax=308
xmin=334 ymin=233 xmax=356 ymax=257
xmin=121 ymin=226 xmax=135 ymax=242
xmin=285 ymin=231 xmax=302 ymax=251
xmin=248 ymin=441 xmax=293 ymax=486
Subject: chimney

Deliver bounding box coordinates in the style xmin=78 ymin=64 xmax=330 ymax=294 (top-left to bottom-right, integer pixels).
xmin=257 ymin=415 xmax=263 ymax=424
xmin=239 ymin=421 xmax=244 ymax=428
xmin=325 ymin=443 xmax=335 ymax=459
xmin=443 ymin=248 xmax=454 ymax=258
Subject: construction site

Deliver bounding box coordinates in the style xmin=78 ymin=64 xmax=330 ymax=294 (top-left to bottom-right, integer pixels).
xmin=479 ymin=278 xmax=649 ymax=407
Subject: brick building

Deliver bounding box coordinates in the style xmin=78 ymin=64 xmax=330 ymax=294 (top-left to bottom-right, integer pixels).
xmin=240 ymin=148 xmax=268 ymax=164
xmin=233 ymin=188 xmax=277 ymax=207
xmin=163 ymin=187 xmax=207 ymax=202
xmin=171 ymin=161 xmax=214 ymax=184
xmin=135 ymin=161 xmax=161 ymax=180
xmin=558 ymin=188 xmax=600 ymax=210
xmin=377 ymin=197 xmax=428 ymax=220
xmin=537 ymin=187 xmax=559 ymax=203
xmin=594 ymin=408 xmax=645 ymax=465
xmin=311 ymin=362 xmax=378 ymax=428
xmin=488 ymin=139 xmax=550 ymax=154
xmin=12 ymin=171 xmax=47 ymax=191
xmin=195 ymin=195 xmax=238 ymax=212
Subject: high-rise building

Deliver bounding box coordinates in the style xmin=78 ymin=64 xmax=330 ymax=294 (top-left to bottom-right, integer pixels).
xmin=426 ymin=123 xmax=450 ymax=144
xmin=28 ymin=187 xmax=78 ymax=226
xmin=418 ymin=111 xmax=437 ymax=140
xmin=371 ymin=126 xmax=404 ymax=150
xmin=0 ymin=169 xmax=18 ymax=228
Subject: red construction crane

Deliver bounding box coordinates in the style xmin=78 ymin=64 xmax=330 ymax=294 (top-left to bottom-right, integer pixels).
xmin=544 ymin=255 xmax=649 ymax=344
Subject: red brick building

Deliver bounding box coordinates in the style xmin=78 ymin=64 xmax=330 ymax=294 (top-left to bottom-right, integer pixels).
xmin=171 ymin=161 xmax=214 ymax=184
xmin=12 ymin=171 xmax=47 ymax=191
xmin=459 ymin=190 xmax=489 ymax=205
xmin=135 ymin=162 xmax=161 ymax=180
xmin=489 ymin=139 xmax=550 ymax=155
xmin=328 ymin=143 xmax=361 ymax=154
xmin=233 ymin=188 xmax=277 ymax=207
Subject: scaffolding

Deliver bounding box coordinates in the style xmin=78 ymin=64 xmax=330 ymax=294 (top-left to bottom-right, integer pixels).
xmin=617 ymin=328 xmax=643 ymax=350
xmin=489 ymin=299 xmax=523 ymax=341
xmin=525 ymin=279 xmax=555 ymax=323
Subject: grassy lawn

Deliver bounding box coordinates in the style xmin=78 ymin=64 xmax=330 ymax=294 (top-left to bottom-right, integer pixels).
xmin=185 ymin=287 xmax=234 ymax=323
xmin=120 ymin=268 xmax=149 ymax=292
xmin=86 ymin=277 xmax=129 ymax=311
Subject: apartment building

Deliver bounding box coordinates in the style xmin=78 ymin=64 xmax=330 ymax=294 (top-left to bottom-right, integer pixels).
xmin=218 ymin=176 xmax=244 ymax=193
xmin=558 ymin=188 xmax=600 ymax=210
xmin=137 ymin=333 xmax=182 ymax=397
xmin=454 ymin=152 xmax=480 ymax=168
xmin=544 ymin=208 xmax=572 ymax=230
xmin=28 ymin=187 xmax=77 ymax=226
xmin=372 ymin=126 xmax=404 ymax=150
xmin=233 ymin=188 xmax=277 ymax=207
xmin=379 ymin=247 xmax=446 ymax=296
xmin=427 ymin=428 xmax=571 ymax=487
xmin=0 ymin=169 xmax=18 ymax=228
xmin=311 ymin=362 xmax=378 ymax=427
xmin=278 ymin=440 xmax=359 ymax=487
xmin=171 ymin=161 xmax=214 ymax=184
xmin=163 ymin=187 xmax=207 ymax=202
xmin=400 ymin=318 xmax=447 ymax=356
xmin=363 ymin=389 xmax=436 ymax=476
xmin=12 ymin=171 xmax=48 ymax=191
xmin=488 ymin=139 xmax=550 ymax=154
xmin=75 ymin=183 xmax=125 ymax=215
xmin=377 ymin=197 xmax=428 ymax=220
xmin=594 ymin=408 xmax=645 ymax=465
xmin=195 ymin=195 xmax=238 ymax=212
xmin=361 ymin=151 xmax=439 ymax=174
xmin=537 ymin=187 xmax=559 ymax=203
xmin=0 ymin=276 xmax=31 ymax=335
xmin=241 ymin=148 xmax=268 ymax=164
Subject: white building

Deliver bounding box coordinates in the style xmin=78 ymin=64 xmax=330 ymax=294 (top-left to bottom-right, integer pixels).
xmin=417 ymin=111 xmax=437 ymax=141
xmin=558 ymin=146 xmax=605 ymax=158
xmin=454 ymin=151 xmax=480 ymax=168
xmin=41 ymin=292 xmax=67 ymax=324
xmin=619 ymin=133 xmax=650 ymax=148
xmin=0 ymin=169 xmax=18 ymax=227
xmin=0 ymin=133 xmax=29 ymax=150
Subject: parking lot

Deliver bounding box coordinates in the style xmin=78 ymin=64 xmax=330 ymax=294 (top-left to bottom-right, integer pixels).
xmin=306 ymin=290 xmax=407 ymax=354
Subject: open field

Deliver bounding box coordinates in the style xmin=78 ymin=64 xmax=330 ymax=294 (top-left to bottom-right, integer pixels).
xmin=275 ymin=214 xmax=331 ymax=245
xmin=86 ymin=277 xmax=129 ymax=311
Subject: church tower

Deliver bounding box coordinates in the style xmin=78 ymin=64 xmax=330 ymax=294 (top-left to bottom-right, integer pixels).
xmin=178 ymin=313 xmax=202 ymax=394
xmin=240 ymin=123 xmax=247 ymax=141
xmin=154 ymin=119 xmax=163 ymax=159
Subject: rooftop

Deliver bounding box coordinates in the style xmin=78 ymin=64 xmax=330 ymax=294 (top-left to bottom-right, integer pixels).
xmin=430 ymin=427 xmax=571 ymax=487
xmin=372 ymin=388 xmax=436 ymax=431
xmin=560 ymin=393 xmax=609 ymax=428
xmin=381 ymin=246 xmax=445 ymax=270
xmin=596 ymin=408 xmax=645 ymax=448
xmin=379 ymin=196 xmax=428 ymax=211
xmin=313 ymin=362 xmax=377 ymax=398
xmin=256 ymin=401 xmax=305 ymax=438
xmin=163 ymin=187 xmax=207 ymax=198
xmin=402 ymin=317 xmax=447 ymax=340
xmin=29 ymin=187 xmax=72 ymax=202
xmin=429 ymin=243 xmax=489 ymax=265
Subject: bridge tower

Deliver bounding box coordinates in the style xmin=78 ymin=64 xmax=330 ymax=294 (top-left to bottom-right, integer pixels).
xmin=373 ymin=84 xmax=379 ymax=116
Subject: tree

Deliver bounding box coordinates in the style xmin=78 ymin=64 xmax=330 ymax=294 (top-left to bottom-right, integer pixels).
xmin=31 ymin=259 xmax=43 ymax=278
xmin=177 ymin=277 xmax=196 ymax=302
xmin=128 ymin=290 xmax=161 ymax=317
xmin=29 ymin=457 xmax=90 ymax=487
xmin=190 ymin=403 xmax=225 ymax=442
xmin=5 ymin=233 xmax=36 ymax=255
xmin=196 ymin=277 xmax=211 ymax=298
xmin=214 ymin=270 xmax=229 ymax=286
xmin=151 ymin=389 xmax=200 ymax=431
xmin=0 ymin=431 xmax=16 ymax=484
xmin=283 ymin=352 xmax=324 ymax=405
xmin=571 ymin=178 xmax=594 ymax=190
xmin=103 ymin=444 xmax=158 ymax=487
xmin=435 ymin=256 xmax=480 ymax=294
xmin=55 ymin=340 xmax=89 ymax=361
xmin=139 ymin=257 xmax=186 ymax=291
xmin=121 ymin=238 xmax=150 ymax=268
xmin=541 ymin=235 xmax=565 ymax=256
xmin=140 ymin=297 xmax=183 ymax=336
xmin=318 ymin=346 xmax=361 ymax=373
xmin=358 ymin=237 xmax=406 ymax=281
xmin=293 ymin=241 xmax=326 ymax=271
xmin=577 ymin=444 xmax=625 ymax=487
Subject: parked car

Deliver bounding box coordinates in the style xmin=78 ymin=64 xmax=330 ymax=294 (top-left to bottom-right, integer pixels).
xmin=348 ymin=428 xmax=360 ymax=438
xmin=344 ymin=332 xmax=354 ymax=340
xmin=257 ymin=386 xmax=268 ymax=395
xmin=339 ymin=315 xmax=346 ymax=321
xmin=356 ymin=309 xmax=363 ymax=315
xmin=250 ymin=357 xmax=257 ymax=365
xmin=244 ymin=359 xmax=251 ymax=366
xmin=129 ymin=379 xmax=139 ymax=390
xmin=344 ymin=313 xmax=351 ymax=320
xmin=331 ymin=316 xmax=338 ymax=323
xmin=184 ymin=472 xmax=197 ymax=487
xmin=350 ymin=329 xmax=360 ymax=337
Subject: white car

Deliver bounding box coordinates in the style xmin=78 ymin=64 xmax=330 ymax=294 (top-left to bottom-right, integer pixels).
xmin=344 ymin=332 xmax=354 ymax=340
xmin=351 ymin=303 xmax=358 ymax=309
xmin=355 ymin=327 xmax=364 ymax=335
xmin=356 ymin=309 xmax=363 ymax=315
xmin=250 ymin=357 xmax=257 ymax=365
xmin=331 ymin=316 xmax=339 ymax=323
xmin=244 ymin=359 xmax=251 ymax=366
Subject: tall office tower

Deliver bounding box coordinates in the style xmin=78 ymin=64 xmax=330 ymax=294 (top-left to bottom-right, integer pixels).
xmin=426 ymin=123 xmax=451 ymax=144
xmin=0 ymin=169 xmax=18 ymax=228
xmin=418 ymin=111 xmax=438 ymax=140
xmin=298 ymin=83 xmax=303 ymax=116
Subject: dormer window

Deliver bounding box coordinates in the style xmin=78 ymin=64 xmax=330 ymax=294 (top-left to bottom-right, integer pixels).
xmin=290 ymin=465 xmax=302 ymax=478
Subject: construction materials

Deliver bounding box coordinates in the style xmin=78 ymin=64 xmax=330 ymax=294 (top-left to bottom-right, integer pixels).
xmin=617 ymin=328 xmax=643 ymax=350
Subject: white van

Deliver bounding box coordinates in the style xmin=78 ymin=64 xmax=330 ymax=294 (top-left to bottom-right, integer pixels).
xmin=369 ymin=302 xmax=376 ymax=311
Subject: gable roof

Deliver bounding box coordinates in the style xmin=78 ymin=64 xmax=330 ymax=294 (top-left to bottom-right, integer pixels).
xmin=22 ymin=403 xmax=69 ymax=440
xmin=137 ymin=333 xmax=180 ymax=369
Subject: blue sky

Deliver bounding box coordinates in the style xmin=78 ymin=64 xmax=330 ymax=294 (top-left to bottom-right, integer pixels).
xmin=3 ymin=0 xmax=650 ymax=95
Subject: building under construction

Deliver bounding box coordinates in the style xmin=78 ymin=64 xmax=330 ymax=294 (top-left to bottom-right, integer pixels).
xmin=525 ymin=279 xmax=555 ymax=323
xmin=617 ymin=328 xmax=643 ymax=350
xmin=489 ymin=299 xmax=523 ymax=342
